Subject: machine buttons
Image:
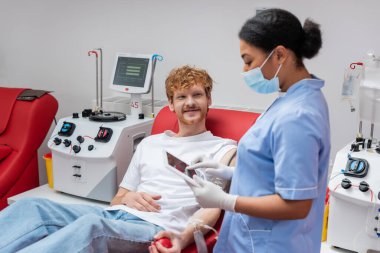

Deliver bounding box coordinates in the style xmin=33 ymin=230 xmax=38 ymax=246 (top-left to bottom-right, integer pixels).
xmin=359 ymin=181 xmax=370 ymax=192
xmin=350 ymin=143 xmax=360 ymax=152
xmin=341 ymin=178 xmax=352 ymax=189
xmin=72 ymin=145 xmax=81 ymax=154
xmin=95 ymin=127 xmax=113 ymax=143
xmin=344 ymin=156 xmax=369 ymax=178
xmin=367 ymin=139 xmax=373 ymax=149
xmin=53 ymin=137 xmax=62 ymax=145
xmin=72 ymin=113 xmax=79 ymax=119
xmin=88 ymin=145 xmax=94 ymax=151
xmin=63 ymin=139 xmax=72 ymax=147
xmin=58 ymin=122 xmax=76 ymax=137
xmin=77 ymin=136 xmax=85 ymax=143
xmin=82 ymin=109 xmax=92 ymax=118
xmin=355 ymin=136 xmax=364 ymax=143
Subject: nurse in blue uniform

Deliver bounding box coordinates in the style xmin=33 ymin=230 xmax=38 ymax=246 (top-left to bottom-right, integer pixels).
xmin=188 ymin=8 xmax=330 ymax=253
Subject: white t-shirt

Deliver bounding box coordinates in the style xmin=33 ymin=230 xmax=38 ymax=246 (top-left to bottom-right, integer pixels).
xmin=107 ymin=130 xmax=236 ymax=233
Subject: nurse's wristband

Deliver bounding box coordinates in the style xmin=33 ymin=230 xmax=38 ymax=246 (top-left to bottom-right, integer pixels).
xmin=220 ymin=194 xmax=237 ymax=212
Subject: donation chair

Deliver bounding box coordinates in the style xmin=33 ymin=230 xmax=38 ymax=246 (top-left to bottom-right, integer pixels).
xmin=151 ymin=106 xmax=260 ymax=252
xmin=0 ymin=87 xmax=58 ymax=210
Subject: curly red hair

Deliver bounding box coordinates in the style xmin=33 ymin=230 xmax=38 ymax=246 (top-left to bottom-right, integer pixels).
xmin=165 ymin=65 xmax=213 ymax=102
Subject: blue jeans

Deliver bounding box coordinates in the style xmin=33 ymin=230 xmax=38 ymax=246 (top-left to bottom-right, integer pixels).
xmin=0 ymin=198 xmax=164 ymax=253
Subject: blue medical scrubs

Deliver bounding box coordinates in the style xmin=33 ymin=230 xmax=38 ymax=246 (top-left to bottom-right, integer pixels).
xmin=215 ymin=77 xmax=330 ymax=253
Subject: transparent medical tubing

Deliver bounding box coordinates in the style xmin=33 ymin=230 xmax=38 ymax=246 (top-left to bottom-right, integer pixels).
xmin=190 ymin=219 xmax=219 ymax=253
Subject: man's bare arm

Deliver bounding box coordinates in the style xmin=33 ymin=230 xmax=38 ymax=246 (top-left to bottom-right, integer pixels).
xmin=111 ymin=187 xmax=161 ymax=212
xmin=110 ymin=187 xmax=129 ymax=206
xmin=178 ymin=148 xmax=236 ymax=247
xmin=178 ymin=208 xmax=220 ymax=248
xmin=220 ymin=148 xmax=237 ymax=166
xmin=151 ymin=148 xmax=237 ymax=252
xmin=150 ymin=208 xmax=220 ymax=253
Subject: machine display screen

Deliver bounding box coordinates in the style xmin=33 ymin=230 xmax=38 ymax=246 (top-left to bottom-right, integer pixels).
xmin=113 ymin=57 xmax=149 ymax=88
xmin=58 ymin=121 xmax=75 ymax=137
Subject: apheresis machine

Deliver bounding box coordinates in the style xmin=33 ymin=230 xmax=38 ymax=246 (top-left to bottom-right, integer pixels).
xmin=328 ymin=53 xmax=380 ymax=253
xmin=48 ymin=50 xmax=162 ymax=202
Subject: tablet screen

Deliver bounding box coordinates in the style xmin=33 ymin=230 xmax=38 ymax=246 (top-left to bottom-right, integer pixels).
xmin=166 ymin=152 xmax=196 ymax=178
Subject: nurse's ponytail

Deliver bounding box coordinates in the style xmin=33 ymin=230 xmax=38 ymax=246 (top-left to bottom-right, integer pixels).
xmin=301 ymin=19 xmax=322 ymax=59
xmin=239 ymin=8 xmax=322 ymax=66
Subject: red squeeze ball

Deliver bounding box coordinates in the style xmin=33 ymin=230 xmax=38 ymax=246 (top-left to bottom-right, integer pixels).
xmin=153 ymin=237 xmax=173 ymax=248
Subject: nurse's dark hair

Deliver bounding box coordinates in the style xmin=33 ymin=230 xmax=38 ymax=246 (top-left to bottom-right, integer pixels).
xmin=239 ymin=8 xmax=322 ymax=66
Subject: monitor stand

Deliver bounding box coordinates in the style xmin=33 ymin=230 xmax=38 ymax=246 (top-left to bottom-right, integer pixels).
xmin=130 ymin=94 xmax=143 ymax=117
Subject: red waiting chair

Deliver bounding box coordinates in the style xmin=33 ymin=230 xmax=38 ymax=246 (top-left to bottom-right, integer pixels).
xmin=151 ymin=106 xmax=260 ymax=252
xmin=0 ymin=87 xmax=58 ymax=209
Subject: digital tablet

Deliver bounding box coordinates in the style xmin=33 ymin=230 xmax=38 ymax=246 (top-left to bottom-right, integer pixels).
xmin=163 ymin=150 xmax=199 ymax=186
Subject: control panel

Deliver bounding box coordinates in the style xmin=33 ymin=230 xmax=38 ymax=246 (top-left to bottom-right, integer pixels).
xmin=50 ymin=119 xmax=125 ymax=157
xmin=329 ymin=145 xmax=378 ymax=204
xmin=52 ymin=124 xmax=114 ymax=155
xmin=48 ymin=115 xmax=153 ymax=202
xmin=328 ymin=141 xmax=380 ymax=252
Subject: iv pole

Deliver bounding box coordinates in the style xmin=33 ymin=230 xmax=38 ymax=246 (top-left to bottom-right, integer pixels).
xmin=88 ymin=49 xmax=103 ymax=113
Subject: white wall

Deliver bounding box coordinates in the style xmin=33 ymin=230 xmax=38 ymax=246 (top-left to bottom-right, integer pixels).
xmin=1 ymin=0 xmax=379 ymax=184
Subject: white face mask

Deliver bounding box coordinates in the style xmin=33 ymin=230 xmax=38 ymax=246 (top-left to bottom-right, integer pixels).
xmin=241 ymin=50 xmax=282 ymax=94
